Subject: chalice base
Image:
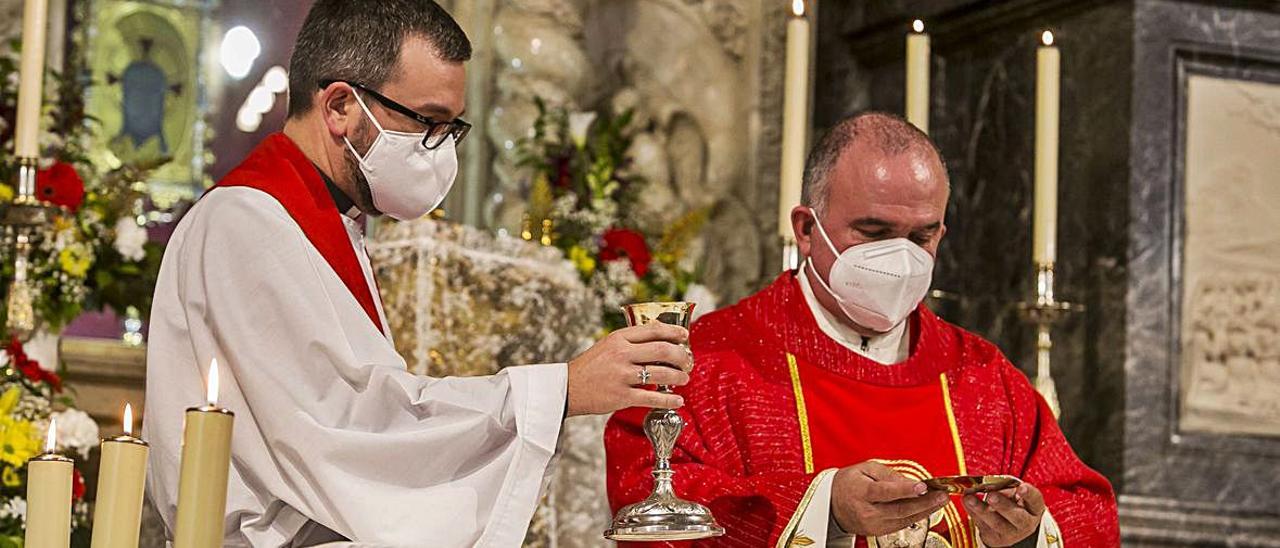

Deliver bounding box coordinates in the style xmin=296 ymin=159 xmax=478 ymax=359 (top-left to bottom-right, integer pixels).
xmin=604 ymin=495 xmax=725 ymax=541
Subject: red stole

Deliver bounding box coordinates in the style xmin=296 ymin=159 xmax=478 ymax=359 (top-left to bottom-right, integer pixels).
xmin=213 ymin=133 xmax=385 ymax=334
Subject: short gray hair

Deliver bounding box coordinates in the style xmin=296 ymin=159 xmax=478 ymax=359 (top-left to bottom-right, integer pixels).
xmin=288 ymin=0 xmax=472 ymax=118
xmin=801 ymin=111 xmax=947 ymax=214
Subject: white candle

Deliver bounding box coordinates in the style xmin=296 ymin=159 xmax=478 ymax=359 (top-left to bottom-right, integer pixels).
xmin=174 ymin=360 xmax=235 ymax=548
xmin=778 ymin=0 xmax=811 ymax=239
xmin=1033 ymin=31 xmax=1060 ymax=265
xmin=905 ymin=19 xmax=930 ymax=133
xmin=14 ymin=0 xmax=50 ymax=158
xmin=91 ymin=403 xmax=149 ymax=548
xmin=25 ymin=418 xmax=73 ymax=548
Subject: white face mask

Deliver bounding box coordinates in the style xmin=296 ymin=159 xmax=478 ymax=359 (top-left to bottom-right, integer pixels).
xmin=344 ymin=91 xmax=459 ymax=221
xmin=805 ymin=210 xmax=935 ymax=332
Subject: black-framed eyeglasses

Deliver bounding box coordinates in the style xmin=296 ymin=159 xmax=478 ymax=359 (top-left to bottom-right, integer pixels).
xmin=319 ymin=79 xmax=471 ymax=150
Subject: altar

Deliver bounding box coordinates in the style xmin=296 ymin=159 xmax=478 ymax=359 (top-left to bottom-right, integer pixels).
xmin=369 ymin=218 xmax=612 ymax=547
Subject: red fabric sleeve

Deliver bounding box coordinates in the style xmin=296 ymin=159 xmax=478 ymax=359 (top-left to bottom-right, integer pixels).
xmin=605 ymin=352 xmax=818 ymax=547
xmin=1000 ymin=362 xmax=1121 ymax=546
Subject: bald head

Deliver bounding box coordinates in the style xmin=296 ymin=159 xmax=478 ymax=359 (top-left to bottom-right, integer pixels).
xmin=801 ymin=112 xmax=948 ymax=215
xmin=791 ymin=111 xmax=950 ymax=336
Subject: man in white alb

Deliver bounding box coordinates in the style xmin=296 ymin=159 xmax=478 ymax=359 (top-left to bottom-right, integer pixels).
xmin=143 ymin=1 xmax=692 ymax=545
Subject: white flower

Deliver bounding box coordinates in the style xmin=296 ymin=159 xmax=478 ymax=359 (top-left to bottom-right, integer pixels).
xmin=0 ymin=498 xmax=26 ymax=526
xmin=52 ymin=408 xmax=99 ymax=459
xmin=683 ymin=284 xmax=719 ymax=321
xmin=568 ymin=111 xmax=597 ymax=149
xmin=113 ymin=217 xmax=148 ymax=262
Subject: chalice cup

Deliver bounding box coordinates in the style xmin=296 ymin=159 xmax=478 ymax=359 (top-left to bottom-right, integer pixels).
xmin=604 ymin=302 xmax=725 ymax=541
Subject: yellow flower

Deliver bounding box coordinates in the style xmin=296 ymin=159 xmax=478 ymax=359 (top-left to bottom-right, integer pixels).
xmin=1 ymin=466 xmax=20 ymax=487
xmin=53 ymin=216 xmax=75 ymax=233
xmin=0 ymin=388 xmax=19 ymax=416
xmin=0 ymin=184 xmax=13 ymax=202
xmin=0 ymin=416 xmax=40 ymax=468
xmin=568 ymin=246 xmax=596 ymax=277
xmin=58 ymin=244 xmax=94 ymax=278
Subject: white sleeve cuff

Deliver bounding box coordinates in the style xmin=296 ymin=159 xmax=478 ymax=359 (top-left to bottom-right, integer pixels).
xmin=775 ymin=468 xmax=854 ymax=548
xmin=1037 ymin=508 xmax=1063 ymax=548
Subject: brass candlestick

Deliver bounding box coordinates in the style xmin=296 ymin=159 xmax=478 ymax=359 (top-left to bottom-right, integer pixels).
xmin=1016 ymin=263 xmax=1081 ymax=418
xmin=605 ymin=302 xmax=725 ymax=541
xmin=1 ymin=157 xmax=62 ymax=338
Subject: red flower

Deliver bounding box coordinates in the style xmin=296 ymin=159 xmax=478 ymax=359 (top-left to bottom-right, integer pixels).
xmin=43 ymin=370 xmax=63 ymax=392
xmin=554 ymin=157 xmax=573 ymax=190
xmin=72 ymin=468 xmax=85 ymax=501
xmin=5 ymin=337 xmax=26 ymax=362
xmin=36 ymin=161 xmax=86 ymax=212
xmin=6 ymin=337 xmax=62 ymax=392
xmin=599 ymin=228 xmax=652 ymax=277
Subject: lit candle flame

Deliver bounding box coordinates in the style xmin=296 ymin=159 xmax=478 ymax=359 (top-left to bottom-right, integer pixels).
xmin=912 ymin=19 xmax=925 ymax=33
xmin=207 ymin=359 xmax=220 ymax=406
xmin=45 ymin=417 xmax=56 ymax=454
xmin=123 ymin=403 xmax=134 ymax=436
xmin=791 ymin=0 xmax=805 ymax=17
xmin=1042 ymin=30 xmax=1054 ymax=46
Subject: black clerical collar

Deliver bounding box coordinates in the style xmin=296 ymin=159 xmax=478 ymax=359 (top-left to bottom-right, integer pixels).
xmin=313 ymin=164 xmax=360 ymax=219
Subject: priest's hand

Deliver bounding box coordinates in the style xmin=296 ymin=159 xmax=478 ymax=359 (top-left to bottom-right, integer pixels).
xmin=831 ymin=461 xmax=950 ymax=536
xmin=963 ymin=483 xmax=1046 ymax=547
xmin=565 ymin=322 xmax=693 ymax=416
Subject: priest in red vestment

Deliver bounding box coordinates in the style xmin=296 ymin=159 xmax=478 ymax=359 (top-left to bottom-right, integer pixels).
xmin=605 ymin=112 xmax=1119 ymax=548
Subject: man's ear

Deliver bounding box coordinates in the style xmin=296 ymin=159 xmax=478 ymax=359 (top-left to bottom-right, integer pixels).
xmin=791 ymin=206 xmax=815 ymax=258
xmin=318 ymin=82 xmax=357 ymax=139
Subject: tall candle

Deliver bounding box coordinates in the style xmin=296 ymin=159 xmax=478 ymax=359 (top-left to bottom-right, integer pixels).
xmin=25 ymin=419 xmax=73 ymax=548
xmin=778 ymin=0 xmax=811 ymax=239
xmin=1033 ymin=30 xmax=1060 ymax=265
xmin=14 ymin=0 xmax=50 ymax=158
xmin=90 ymin=404 xmax=149 ymax=548
xmin=174 ymin=360 xmax=235 ymax=548
xmin=905 ymin=19 xmax=930 ymax=133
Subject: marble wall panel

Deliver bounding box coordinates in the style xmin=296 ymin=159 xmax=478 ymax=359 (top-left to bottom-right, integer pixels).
xmin=1121 ymin=1 xmax=1280 ymax=542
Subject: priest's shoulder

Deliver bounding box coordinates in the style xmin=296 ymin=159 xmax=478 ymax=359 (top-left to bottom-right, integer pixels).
xmin=922 ymin=308 xmax=1019 ymax=375
xmin=690 ymin=299 xmax=751 ymax=355
xmin=688 ymin=301 xmax=771 ymax=376
xmin=178 ymin=186 xmax=298 ymax=241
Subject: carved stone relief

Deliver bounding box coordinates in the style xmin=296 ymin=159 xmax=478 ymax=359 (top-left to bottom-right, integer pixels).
xmin=472 ymin=0 xmax=787 ymax=303
xmin=485 ymin=0 xmax=592 ymax=232
xmin=1180 ymin=74 xmax=1280 ymax=437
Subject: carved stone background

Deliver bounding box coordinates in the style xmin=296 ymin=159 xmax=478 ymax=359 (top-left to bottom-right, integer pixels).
xmin=448 ymin=0 xmax=791 ymax=305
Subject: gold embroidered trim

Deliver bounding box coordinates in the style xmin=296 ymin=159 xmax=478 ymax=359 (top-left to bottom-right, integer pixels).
xmin=775 ymin=469 xmax=836 ymax=548
xmin=787 ymin=353 xmax=815 ymax=474
xmin=939 ymin=373 xmax=968 ymax=475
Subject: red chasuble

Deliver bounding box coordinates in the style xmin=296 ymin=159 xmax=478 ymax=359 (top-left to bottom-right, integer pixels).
xmin=605 ymin=273 xmax=1118 ymax=547
xmin=212 ymin=133 xmax=385 ymax=334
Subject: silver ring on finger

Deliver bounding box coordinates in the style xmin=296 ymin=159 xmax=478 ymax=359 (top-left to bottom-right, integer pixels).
xmin=638 ymin=365 xmax=651 ymax=385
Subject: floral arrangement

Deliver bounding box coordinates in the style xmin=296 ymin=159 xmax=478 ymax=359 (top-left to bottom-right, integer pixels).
xmin=0 ymin=337 xmax=97 ymax=547
xmin=0 ymin=41 xmax=165 ymax=332
xmin=517 ymin=99 xmax=714 ymax=330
